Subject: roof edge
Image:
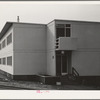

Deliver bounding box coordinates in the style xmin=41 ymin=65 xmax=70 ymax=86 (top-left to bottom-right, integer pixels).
xmin=0 ymin=22 xmax=13 ymax=40
xmin=54 ymin=19 xmax=100 ymax=24
xmin=0 ymin=21 xmax=47 ymax=40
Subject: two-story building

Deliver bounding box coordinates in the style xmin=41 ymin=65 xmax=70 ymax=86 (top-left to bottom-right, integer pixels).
xmin=0 ymin=19 xmax=100 ymax=84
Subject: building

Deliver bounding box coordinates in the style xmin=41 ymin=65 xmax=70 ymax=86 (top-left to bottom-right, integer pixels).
xmin=0 ymin=19 xmax=100 ymax=84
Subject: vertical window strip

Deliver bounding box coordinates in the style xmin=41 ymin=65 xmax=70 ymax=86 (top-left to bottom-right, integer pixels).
xmin=2 ymin=58 xmax=6 ymax=65
xmin=0 ymin=58 xmax=1 ymax=64
xmin=7 ymin=33 xmax=12 ymax=45
xmin=0 ymin=44 xmax=1 ymax=50
xmin=7 ymin=56 xmax=12 ymax=66
xmin=2 ymin=40 xmax=6 ymax=48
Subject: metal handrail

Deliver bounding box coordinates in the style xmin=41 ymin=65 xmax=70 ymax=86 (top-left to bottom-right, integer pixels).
xmin=68 ymin=67 xmax=79 ymax=81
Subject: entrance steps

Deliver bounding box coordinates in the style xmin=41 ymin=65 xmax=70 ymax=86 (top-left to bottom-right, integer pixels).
xmin=37 ymin=67 xmax=80 ymax=85
xmin=37 ymin=74 xmax=79 ymax=85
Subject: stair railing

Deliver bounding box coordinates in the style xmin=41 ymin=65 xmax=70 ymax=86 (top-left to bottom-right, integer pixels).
xmin=68 ymin=67 xmax=79 ymax=81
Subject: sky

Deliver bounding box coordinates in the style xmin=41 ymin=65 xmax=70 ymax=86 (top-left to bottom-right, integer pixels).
xmin=0 ymin=1 xmax=100 ymax=31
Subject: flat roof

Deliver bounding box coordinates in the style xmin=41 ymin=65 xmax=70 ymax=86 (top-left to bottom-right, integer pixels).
xmin=1 ymin=19 xmax=100 ymax=40
xmin=0 ymin=22 xmax=46 ymax=40
xmin=10 ymin=22 xmax=46 ymax=26
xmin=0 ymin=22 xmax=13 ymax=40
xmin=48 ymin=19 xmax=100 ymax=25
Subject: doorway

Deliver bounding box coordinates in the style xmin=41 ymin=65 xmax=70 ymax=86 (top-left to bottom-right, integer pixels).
xmin=56 ymin=51 xmax=71 ymax=76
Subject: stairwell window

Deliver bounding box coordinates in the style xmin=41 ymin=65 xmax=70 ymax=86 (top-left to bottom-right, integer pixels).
xmin=7 ymin=56 xmax=12 ymax=66
xmin=56 ymin=24 xmax=71 ymax=38
xmin=7 ymin=33 xmax=12 ymax=45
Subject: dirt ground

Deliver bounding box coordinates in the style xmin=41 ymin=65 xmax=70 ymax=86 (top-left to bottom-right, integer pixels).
xmin=0 ymin=73 xmax=100 ymax=90
xmin=0 ymin=79 xmax=100 ymax=90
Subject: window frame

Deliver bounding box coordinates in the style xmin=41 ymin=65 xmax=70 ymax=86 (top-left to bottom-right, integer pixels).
xmin=2 ymin=39 xmax=6 ymax=48
xmin=7 ymin=33 xmax=12 ymax=45
xmin=7 ymin=56 xmax=12 ymax=66
xmin=0 ymin=43 xmax=1 ymax=50
xmin=0 ymin=58 xmax=1 ymax=64
xmin=2 ymin=57 xmax=6 ymax=65
xmin=56 ymin=24 xmax=71 ymax=38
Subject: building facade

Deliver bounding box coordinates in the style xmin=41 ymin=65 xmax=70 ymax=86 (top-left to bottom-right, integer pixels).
xmin=0 ymin=19 xmax=100 ymax=83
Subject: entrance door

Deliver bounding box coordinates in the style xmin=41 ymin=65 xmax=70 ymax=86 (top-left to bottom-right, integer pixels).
xmin=61 ymin=55 xmax=68 ymax=75
xmin=56 ymin=52 xmax=68 ymax=76
xmin=56 ymin=54 xmax=61 ymax=76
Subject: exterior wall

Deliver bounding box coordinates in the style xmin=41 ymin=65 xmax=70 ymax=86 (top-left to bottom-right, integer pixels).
xmin=55 ymin=20 xmax=100 ymax=76
xmin=0 ymin=26 xmax=14 ymax=74
xmin=56 ymin=37 xmax=77 ymax=50
xmin=47 ymin=21 xmax=56 ymax=76
xmin=72 ymin=22 xmax=100 ymax=76
xmin=1 ymin=20 xmax=100 ymax=78
xmin=13 ymin=24 xmax=47 ymax=75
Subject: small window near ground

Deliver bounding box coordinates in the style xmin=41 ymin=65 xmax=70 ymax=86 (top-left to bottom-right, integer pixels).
xmin=2 ymin=40 xmax=6 ymax=48
xmin=7 ymin=56 xmax=12 ymax=66
xmin=2 ymin=58 xmax=6 ymax=65
xmin=7 ymin=33 xmax=12 ymax=45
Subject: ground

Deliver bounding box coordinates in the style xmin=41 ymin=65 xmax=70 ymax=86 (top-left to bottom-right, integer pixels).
xmin=0 ymin=85 xmax=26 ymax=90
xmin=0 ymin=73 xmax=100 ymax=90
xmin=0 ymin=80 xmax=100 ymax=90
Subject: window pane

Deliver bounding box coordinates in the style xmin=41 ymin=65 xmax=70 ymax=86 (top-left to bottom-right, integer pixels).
xmin=0 ymin=59 xmax=1 ymax=64
xmin=0 ymin=44 xmax=1 ymax=50
xmin=66 ymin=28 xmax=70 ymax=37
xmin=56 ymin=28 xmax=65 ymax=38
xmin=56 ymin=24 xmax=65 ymax=28
xmin=66 ymin=24 xmax=70 ymax=27
xmin=7 ymin=33 xmax=12 ymax=45
xmin=3 ymin=58 xmax=6 ymax=65
xmin=2 ymin=40 xmax=5 ymax=48
xmin=7 ymin=56 xmax=12 ymax=66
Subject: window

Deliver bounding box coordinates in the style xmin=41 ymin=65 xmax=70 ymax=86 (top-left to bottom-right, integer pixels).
xmin=7 ymin=33 xmax=12 ymax=45
xmin=66 ymin=24 xmax=70 ymax=27
xmin=2 ymin=40 xmax=6 ymax=48
xmin=66 ymin=28 xmax=70 ymax=37
xmin=56 ymin=28 xmax=65 ymax=38
xmin=0 ymin=59 xmax=1 ymax=64
xmin=56 ymin=24 xmax=71 ymax=38
xmin=0 ymin=44 xmax=1 ymax=50
xmin=7 ymin=56 xmax=12 ymax=66
xmin=56 ymin=24 xmax=65 ymax=28
xmin=66 ymin=24 xmax=71 ymax=37
xmin=2 ymin=58 xmax=6 ymax=65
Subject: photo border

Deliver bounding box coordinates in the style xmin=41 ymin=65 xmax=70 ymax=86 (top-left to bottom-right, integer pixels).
xmin=0 ymin=0 xmax=100 ymax=99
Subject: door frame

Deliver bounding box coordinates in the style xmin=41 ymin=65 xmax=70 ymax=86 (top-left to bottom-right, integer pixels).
xmin=56 ymin=51 xmax=71 ymax=76
xmin=61 ymin=54 xmax=68 ymax=75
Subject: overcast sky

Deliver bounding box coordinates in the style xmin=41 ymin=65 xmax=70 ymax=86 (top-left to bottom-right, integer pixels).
xmin=0 ymin=2 xmax=100 ymax=31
